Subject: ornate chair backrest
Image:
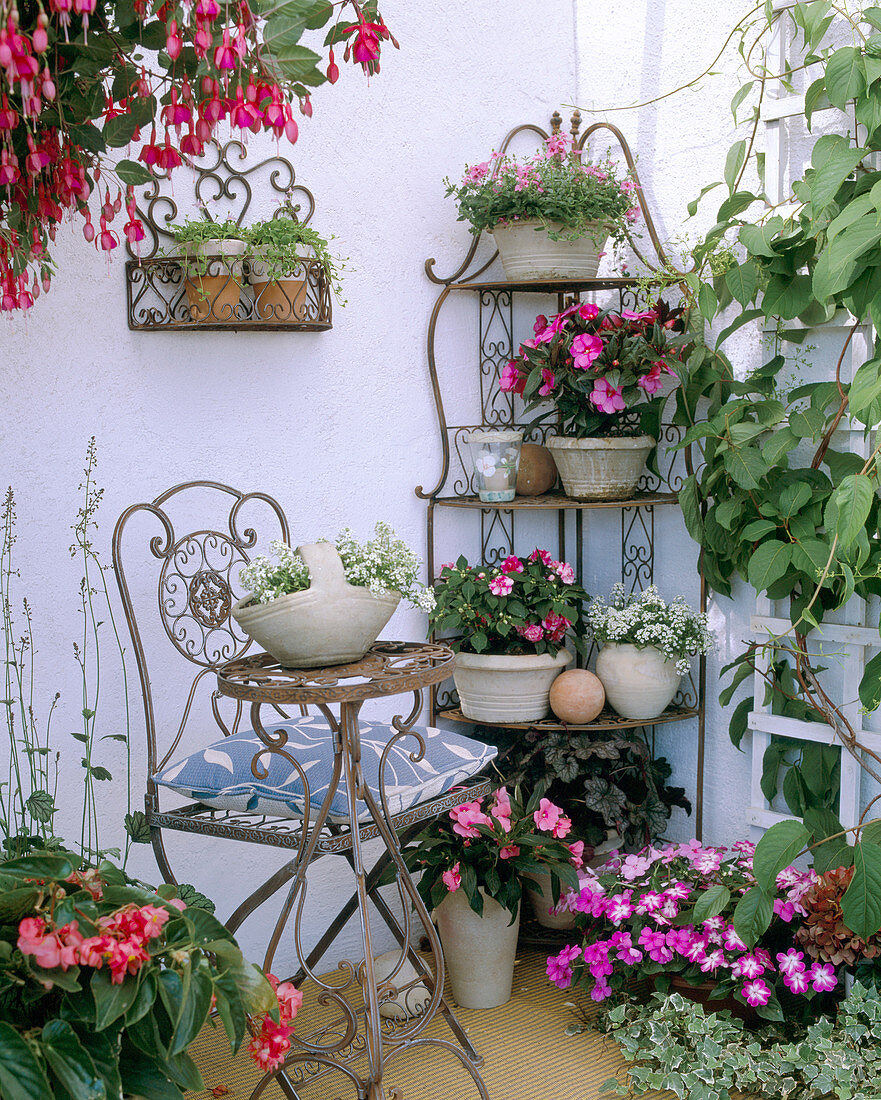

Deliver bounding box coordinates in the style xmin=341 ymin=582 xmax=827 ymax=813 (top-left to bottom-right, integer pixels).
xmin=112 ymin=480 xmax=290 ymax=784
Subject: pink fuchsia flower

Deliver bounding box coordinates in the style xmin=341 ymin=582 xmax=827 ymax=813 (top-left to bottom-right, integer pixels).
xmin=501 ymin=555 xmax=524 ymax=574
xmin=449 ymin=801 xmax=491 ymax=838
xmin=742 ymin=979 xmax=771 ymax=1007
xmin=489 ymin=575 xmax=513 ymax=597
xmin=570 ymin=332 xmax=603 ymax=370
xmin=499 ymin=359 xmax=526 ymax=394
xmin=546 ymin=944 xmax=582 ymax=989
xmin=589 ymin=377 xmax=626 ymax=414
xmin=809 ymin=963 xmax=838 ymax=992
xmin=517 ymin=623 xmax=544 ymax=643
xmin=499 ymin=844 xmax=520 ymax=860
xmin=776 ymin=949 xmax=805 ymax=979
xmin=637 ymin=363 xmax=664 ymax=395
xmin=534 ymin=798 xmax=572 ymax=838
xmin=267 ymin=974 xmax=303 ymax=1023
xmin=538 ymin=368 xmax=555 ymax=396
xmin=442 ymin=862 xmax=462 ymax=891
xmin=490 ymin=786 xmax=513 ymax=832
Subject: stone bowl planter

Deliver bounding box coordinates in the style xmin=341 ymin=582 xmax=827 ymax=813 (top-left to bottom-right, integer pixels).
xmin=546 ymin=434 xmax=655 ymax=501
xmin=232 ymin=542 xmax=399 ymax=668
xmin=595 ymin=642 xmax=681 ymax=721
xmin=453 ymin=648 xmax=572 ymax=723
xmin=180 ymin=237 xmax=246 ymax=322
xmin=436 ymin=888 xmax=520 ymax=1009
xmin=491 ymin=218 xmax=605 ymax=280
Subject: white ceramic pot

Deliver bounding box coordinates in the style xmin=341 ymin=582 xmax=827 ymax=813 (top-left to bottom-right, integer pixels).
xmin=453 ymin=648 xmax=572 ymax=723
xmin=232 ymin=542 xmax=400 ymax=668
xmin=546 ymin=435 xmax=655 ymax=501
xmin=490 ymin=218 xmax=606 ymax=280
xmin=436 ymin=888 xmax=520 ymax=1009
xmin=180 ymin=237 xmax=246 ymax=322
xmin=595 ymin=642 xmax=681 ymax=721
xmin=523 ymin=871 xmax=576 ymax=931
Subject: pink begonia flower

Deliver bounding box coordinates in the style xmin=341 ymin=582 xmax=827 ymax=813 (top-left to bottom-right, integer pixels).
xmin=538 ymin=368 xmax=555 ymax=396
xmin=742 ymin=979 xmax=771 ymax=1007
xmin=590 ymin=377 xmax=626 ymax=414
xmin=449 ymin=800 xmax=491 ymax=838
xmin=501 ymin=555 xmax=524 ymax=574
xmin=784 ymin=968 xmax=810 ymax=995
xmin=546 ymin=944 xmax=581 ymax=989
xmin=442 ymin=862 xmax=462 ymax=891
xmin=809 ymin=963 xmax=838 ymax=992
xmin=491 ymin=786 xmax=513 ymax=832
xmin=499 ymin=359 xmax=525 ymax=394
xmin=533 ymin=797 xmax=572 ymax=838
xmin=518 ymin=623 xmax=544 ymax=642
xmin=499 ymin=844 xmax=520 ymax=859
xmin=529 ymin=548 xmax=553 ymax=566
xmin=568 ymin=840 xmax=585 ymax=867
xmin=489 ymin=575 xmax=513 ymax=597
xmin=776 ymin=949 xmax=805 ymax=978
xmin=570 ymin=332 xmax=603 ymax=370
xmin=637 ymin=363 xmax=664 ymax=395
xmin=274 ymin=980 xmax=303 ymax=1021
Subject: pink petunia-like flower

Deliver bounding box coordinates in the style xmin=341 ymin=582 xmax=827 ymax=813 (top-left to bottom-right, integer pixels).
xmin=489 ymin=575 xmax=513 ymax=597
xmin=809 ymin=963 xmax=838 ymax=993
xmin=570 ymin=332 xmax=603 ymax=370
xmin=499 ymin=359 xmax=526 ymax=394
xmin=534 ymin=797 xmax=572 ymax=838
xmin=742 ymin=979 xmax=771 ymax=1007
xmin=590 ymin=377 xmax=626 ymax=415
xmin=442 ymin=862 xmax=462 ymax=891
xmin=776 ymin=949 xmax=805 ymax=979
xmin=539 ymin=368 xmax=556 ymax=396
xmin=774 ymin=898 xmax=797 ymax=922
xmin=546 ymin=944 xmax=582 ymax=989
xmin=501 ymin=555 xmax=524 ymax=574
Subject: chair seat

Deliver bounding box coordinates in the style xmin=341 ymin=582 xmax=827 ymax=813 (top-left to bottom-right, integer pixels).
xmin=153 ymin=715 xmax=497 ymax=823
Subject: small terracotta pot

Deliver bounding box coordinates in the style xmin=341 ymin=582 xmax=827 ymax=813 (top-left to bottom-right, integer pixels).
xmin=661 ymin=975 xmax=760 ymax=1027
xmin=180 ymin=238 xmax=246 ymax=323
xmin=251 ymin=278 xmax=307 ymax=321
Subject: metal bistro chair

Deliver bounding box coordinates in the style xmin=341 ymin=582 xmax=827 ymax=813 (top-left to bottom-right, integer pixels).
xmin=112 ymin=480 xmax=496 ymax=1096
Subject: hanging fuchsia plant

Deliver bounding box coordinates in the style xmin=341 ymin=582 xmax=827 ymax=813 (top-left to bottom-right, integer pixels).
xmin=0 ymin=0 xmax=396 ymax=310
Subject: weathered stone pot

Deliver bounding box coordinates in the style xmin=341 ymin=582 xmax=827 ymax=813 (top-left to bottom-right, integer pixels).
xmin=181 ymin=237 xmax=245 ymax=322
xmin=453 ymin=648 xmax=572 ymax=723
xmin=595 ymin=642 xmax=680 ymax=721
xmin=232 ymin=542 xmax=399 ymax=668
xmin=248 ymin=253 xmax=308 ymax=322
xmin=523 ymin=871 xmax=577 ymax=931
xmin=491 ymin=218 xmax=606 ymax=280
xmin=436 ymin=888 xmax=520 ymax=1009
xmin=546 ymin=434 xmax=655 ymax=501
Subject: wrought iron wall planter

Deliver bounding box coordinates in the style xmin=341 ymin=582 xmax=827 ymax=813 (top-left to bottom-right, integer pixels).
xmin=124 ymin=140 xmax=332 ymax=332
xmin=417 ymin=110 xmax=709 ymax=838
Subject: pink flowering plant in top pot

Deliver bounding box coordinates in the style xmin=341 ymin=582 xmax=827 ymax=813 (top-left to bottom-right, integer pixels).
xmin=546 ymin=838 xmax=853 ymax=1025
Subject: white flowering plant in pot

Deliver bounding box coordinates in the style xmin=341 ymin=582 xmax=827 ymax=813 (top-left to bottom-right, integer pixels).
xmin=588 ymin=585 xmax=714 ymax=721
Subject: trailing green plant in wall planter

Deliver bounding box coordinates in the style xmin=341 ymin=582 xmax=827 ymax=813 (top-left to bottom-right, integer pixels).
xmin=243 ymin=214 xmax=345 ymax=323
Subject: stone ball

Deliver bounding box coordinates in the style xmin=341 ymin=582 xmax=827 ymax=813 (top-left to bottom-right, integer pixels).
xmin=515 ymin=443 xmax=557 ymax=496
xmin=372 ymin=950 xmax=432 ymax=1020
xmin=549 ymin=669 xmax=606 ymax=724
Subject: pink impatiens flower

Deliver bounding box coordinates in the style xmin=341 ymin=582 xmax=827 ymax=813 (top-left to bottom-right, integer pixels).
xmin=529 ymin=548 xmax=553 ymax=566
xmin=489 ymin=575 xmax=513 ymax=597
xmin=570 ymin=332 xmax=603 ymax=370
xmin=501 ymin=555 xmax=524 ymax=574
xmin=568 ymin=840 xmax=585 ymax=867
xmin=499 ymin=844 xmax=520 ymax=860
xmin=442 ymin=862 xmax=462 ymax=891
xmin=784 ymin=969 xmax=810 ymax=995
xmin=809 ymin=963 xmax=838 ymax=992
xmin=538 ymin=368 xmax=555 ymax=396
xmin=499 ymin=359 xmax=525 ymax=394
xmin=518 ymin=623 xmax=544 ymax=643
xmin=742 ymin=979 xmax=771 ymax=1007
xmin=589 ymin=377 xmax=626 ymax=414
xmin=732 ymin=954 xmax=765 ymax=980
xmin=546 ymin=943 xmax=582 ymax=988
xmin=776 ymin=949 xmax=805 ymax=978
xmin=491 ymin=786 xmax=513 ymax=832
xmin=637 ymin=362 xmax=664 ymax=395
xmin=533 ymin=798 xmax=572 ymax=838
xmin=449 ymin=801 xmax=491 ymax=838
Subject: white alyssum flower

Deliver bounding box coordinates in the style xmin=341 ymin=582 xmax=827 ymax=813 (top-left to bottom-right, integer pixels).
xmin=588 ymin=583 xmax=714 ymax=676
xmin=239 ymin=522 xmax=435 ymax=612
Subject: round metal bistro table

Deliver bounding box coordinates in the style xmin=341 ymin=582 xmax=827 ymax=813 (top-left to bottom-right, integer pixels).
xmin=216 ymin=641 xmax=491 ymax=1100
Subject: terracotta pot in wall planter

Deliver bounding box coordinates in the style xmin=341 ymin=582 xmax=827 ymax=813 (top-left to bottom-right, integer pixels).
xmin=248 ymin=252 xmax=309 ymax=322
xmin=452 ymin=648 xmax=572 ymax=723
xmin=181 ymin=237 xmax=246 ymax=322
xmin=595 ymin=642 xmax=681 ymax=721
xmin=546 ymin=434 xmax=655 ymax=501
xmin=491 ymin=217 xmax=607 ymax=280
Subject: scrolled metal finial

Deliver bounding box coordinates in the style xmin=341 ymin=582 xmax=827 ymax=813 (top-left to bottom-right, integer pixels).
xmin=570 ymin=109 xmax=582 ymax=142
xmin=550 ymin=110 xmax=562 ymax=134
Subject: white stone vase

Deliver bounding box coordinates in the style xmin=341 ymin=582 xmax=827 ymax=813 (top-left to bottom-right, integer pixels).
xmin=436 ymin=888 xmax=520 ymax=1009
xmin=490 ymin=218 xmax=606 ymax=280
xmin=546 ymin=435 xmax=655 ymax=501
xmin=453 ymin=648 xmax=572 ymax=723
xmin=523 ymin=871 xmax=576 ymax=930
xmin=595 ymin=642 xmax=681 ymax=721
xmin=232 ymin=542 xmax=399 ymax=668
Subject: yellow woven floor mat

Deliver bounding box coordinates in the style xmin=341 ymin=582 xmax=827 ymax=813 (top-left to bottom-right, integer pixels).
xmin=186 ymin=948 xmax=674 ymax=1100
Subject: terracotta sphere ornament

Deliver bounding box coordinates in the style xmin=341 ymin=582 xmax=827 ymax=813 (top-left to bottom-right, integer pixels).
xmin=549 ymin=669 xmax=605 ymax=724
xmin=515 ymin=443 xmax=557 ymax=496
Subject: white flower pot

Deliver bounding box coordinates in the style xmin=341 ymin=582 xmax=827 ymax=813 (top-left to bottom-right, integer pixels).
xmin=523 ymin=871 xmax=577 ymax=930
xmin=232 ymin=542 xmax=399 ymax=668
xmin=436 ymin=888 xmax=520 ymax=1009
xmin=453 ymin=649 xmax=572 ymax=723
xmin=546 ymin=435 xmax=655 ymax=501
xmin=490 ymin=218 xmax=606 ymax=280
xmin=180 ymin=237 xmax=246 ymax=322
xmin=595 ymin=642 xmax=681 ymax=721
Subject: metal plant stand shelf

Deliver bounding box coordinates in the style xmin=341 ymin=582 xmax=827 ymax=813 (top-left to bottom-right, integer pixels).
xmin=418 ymin=109 xmax=708 ymax=838
xmin=215 ymin=642 xmax=490 ymax=1100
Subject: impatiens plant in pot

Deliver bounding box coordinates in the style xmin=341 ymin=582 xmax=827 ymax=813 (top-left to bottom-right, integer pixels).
xmin=588 ymin=584 xmax=714 ymax=720
xmin=401 ymin=785 xmax=580 ymax=1009
xmin=235 ymin=522 xmax=435 ymax=668
xmin=0 ymin=849 xmax=301 ymax=1099
xmin=169 ymin=217 xmax=246 ymax=322
xmin=501 ymin=300 xmax=686 ymax=500
xmin=445 ymin=131 xmax=639 ymax=279
xmin=429 ymin=549 xmax=589 ymax=723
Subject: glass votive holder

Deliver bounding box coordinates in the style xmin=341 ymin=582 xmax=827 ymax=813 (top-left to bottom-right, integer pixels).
xmin=465 ymin=429 xmax=524 ymax=503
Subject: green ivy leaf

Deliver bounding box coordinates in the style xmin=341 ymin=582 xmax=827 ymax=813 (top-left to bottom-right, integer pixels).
xmin=753 ymin=819 xmax=811 ymax=892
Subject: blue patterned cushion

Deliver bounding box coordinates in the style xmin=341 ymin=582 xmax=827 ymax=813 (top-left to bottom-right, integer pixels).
xmin=153 ymin=715 xmax=496 ymax=822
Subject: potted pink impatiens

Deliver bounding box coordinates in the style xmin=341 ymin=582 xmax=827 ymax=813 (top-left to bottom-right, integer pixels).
xmin=501 ymin=299 xmax=687 ymax=500
xmin=402 ymin=786 xmax=580 ymax=1009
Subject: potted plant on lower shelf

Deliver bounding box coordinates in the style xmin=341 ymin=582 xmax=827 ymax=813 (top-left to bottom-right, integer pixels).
xmin=402 ymin=786 xmax=580 ymax=1009
xmin=234 ymin=522 xmax=435 ymax=668
xmin=588 ymin=584 xmax=714 ymax=720
xmin=169 ymin=217 xmax=246 ymax=322
xmin=445 ymin=131 xmax=639 ymax=280
xmin=429 ymin=549 xmax=588 ymax=722
xmin=501 ymin=300 xmax=687 ymax=500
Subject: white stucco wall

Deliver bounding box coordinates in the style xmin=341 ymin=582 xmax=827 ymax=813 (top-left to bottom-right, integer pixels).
xmin=1 ymin=0 xmax=858 ymax=973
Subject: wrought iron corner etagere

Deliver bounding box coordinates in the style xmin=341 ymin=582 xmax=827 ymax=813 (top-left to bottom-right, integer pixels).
xmin=124 ymin=139 xmax=332 ymax=332
xmin=418 ymin=109 xmax=708 ymax=838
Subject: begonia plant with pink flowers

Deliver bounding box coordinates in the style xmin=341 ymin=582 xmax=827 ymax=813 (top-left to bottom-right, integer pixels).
xmin=401 ymin=785 xmax=581 ymax=919
xmin=445 ymin=131 xmax=638 ymax=244
xmin=546 ymin=838 xmax=858 ymax=1024
xmin=0 ymin=848 xmax=298 ymax=1097
xmin=500 ymin=298 xmax=687 ymax=439
xmin=429 ymin=549 xmax=588 ymax=656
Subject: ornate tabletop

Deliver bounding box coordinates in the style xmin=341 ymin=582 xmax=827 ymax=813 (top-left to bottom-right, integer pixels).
xmin=216 ymin=640 xmax=456 ymax=705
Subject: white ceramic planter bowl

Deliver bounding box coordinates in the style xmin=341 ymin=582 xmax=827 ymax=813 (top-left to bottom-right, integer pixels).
xmin=453 ymin=648 xmax=572 ymax=723
xmin=232 ymin=542 xmax=399 ymax=668
xmin=595 ymin=642 xmax=681 ymax=721
xmin=436 ymin=888 xmax=519 ymax=1009
xmin=491 ymin=218 xmax=606 ymax=280
xmin=546 ymin=435 xmax=655 ymax=501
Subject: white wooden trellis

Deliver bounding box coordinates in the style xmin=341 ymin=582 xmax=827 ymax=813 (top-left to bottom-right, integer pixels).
xmin=747 ymin=3 xmax=880 ymax=839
